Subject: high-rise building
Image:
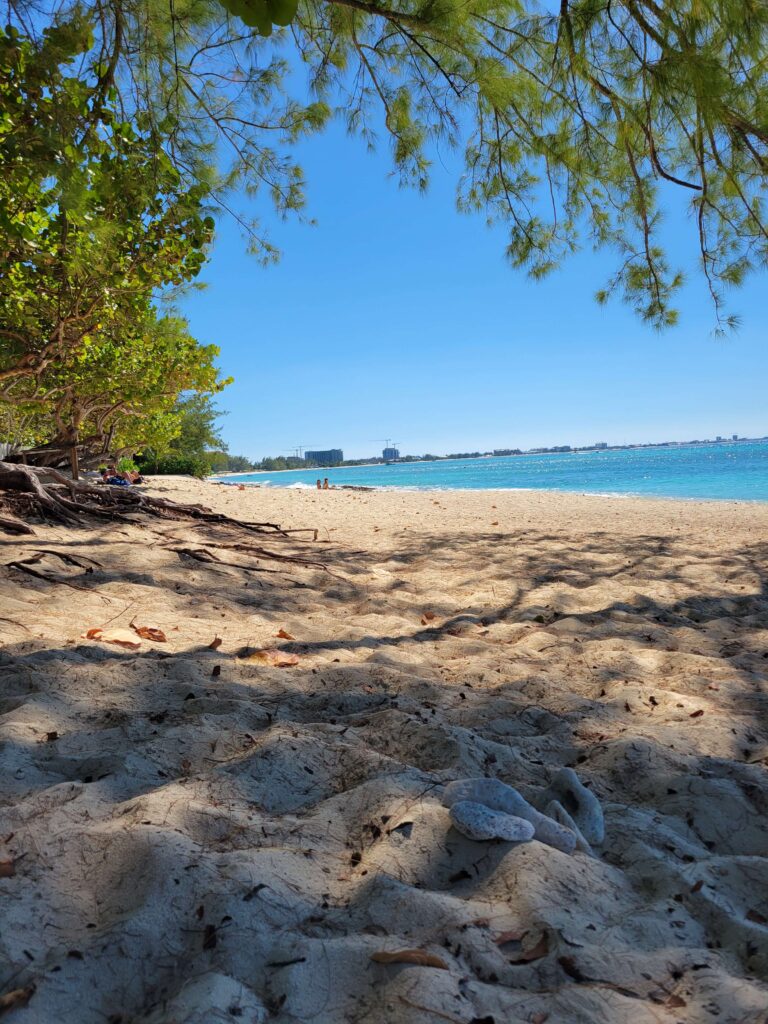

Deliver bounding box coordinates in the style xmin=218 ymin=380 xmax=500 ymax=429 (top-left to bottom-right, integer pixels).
xmin=732 ymin=434 xmax=739 ymax=441
xmin=305 ymin=449 xmax=344 ymax=465
xmin=382 ymin=447 xmax=400 ymax=461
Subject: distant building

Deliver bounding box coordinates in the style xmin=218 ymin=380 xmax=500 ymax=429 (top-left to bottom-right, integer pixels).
xmin=305 ymin=449 xmax=344 ymax=465
xmin=732 ymin=434 xmax=739 ymax=441
xmin=382 ymin=447 xmax=400 ymax=461
xmin=716 ymin=436 xmax=723 ymax=442
xmin=593 ymin=442 xmax=608 ymax=449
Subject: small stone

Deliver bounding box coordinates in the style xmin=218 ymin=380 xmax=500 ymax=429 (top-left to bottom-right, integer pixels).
xmin=545 ymin=767 xmax=605 ymax=845
xmin=442 ymin=778 xmax=577 ymax=854
xmin=449 ymin=800 xmax=535 ymax=842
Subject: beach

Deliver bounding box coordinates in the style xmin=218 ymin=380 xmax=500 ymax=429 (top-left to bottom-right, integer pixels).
xmin=1 ymin=478 xmax=767 ymax=1022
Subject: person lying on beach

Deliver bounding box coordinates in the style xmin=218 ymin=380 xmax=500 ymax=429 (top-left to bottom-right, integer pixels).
xmin=100 ymin=467 xmax=132 ymax=487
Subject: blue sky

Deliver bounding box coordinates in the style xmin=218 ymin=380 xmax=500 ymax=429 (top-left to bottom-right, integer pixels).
xmin=179 ymin=118 xmax=767 ymax=462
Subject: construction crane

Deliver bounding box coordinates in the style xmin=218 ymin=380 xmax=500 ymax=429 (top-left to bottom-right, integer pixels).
xmin=370 ymin=438 xmax=401 ymax=461
xmin=282 ymin=444 xmax=317 ymax=460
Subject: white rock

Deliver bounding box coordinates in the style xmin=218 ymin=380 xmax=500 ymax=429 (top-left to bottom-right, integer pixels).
xmin=545 ymin=767 xmax=605 ymax=845
xmin=442 ymin=778 xmax=577 ymax=854
xmin=449 ymin=800 xmax=536 ymax=842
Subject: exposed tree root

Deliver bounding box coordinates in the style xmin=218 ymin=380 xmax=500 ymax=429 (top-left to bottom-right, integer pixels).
xmin=0 ymin=461 xmax=321 ymax=571
xmin=0 ymin=513 xmax=35 ymax=536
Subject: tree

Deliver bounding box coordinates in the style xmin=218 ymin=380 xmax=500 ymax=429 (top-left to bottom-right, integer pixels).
xmin=0 ymin=19 xmax=213 ymax=395
xmin=169 ymin=393 xmax=227 ymax=458
xmin=6 ymin=0 xmax=768 ymax=328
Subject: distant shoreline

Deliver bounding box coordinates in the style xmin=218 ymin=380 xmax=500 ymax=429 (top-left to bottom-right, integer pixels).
xmin=215 ymin=436 xmax=766 ymax=477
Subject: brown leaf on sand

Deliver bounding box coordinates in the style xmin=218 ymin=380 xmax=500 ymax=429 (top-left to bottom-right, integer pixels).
xmin=247 ymin=649 xmax=300 ymax=668
xmin=275 ymin=629 xmax=295 ymax=640
xmin=0 ymin=986 xmax=34 ymax=1015
xmin=746 ymin=908 xmax=768 ymax=925
xmin=507 ymin=931 xmax=550 ymax=964
xmin=370 ymin=949 xmax=448 ymax=970
xmin=130 ymin=621 xmax=167 ymax=643
xmin=0 ymin=859 xmax=15 ymax=878
xmin=82 ymin=627 xmax=141 ymax=650
xmin=666 ymin=994 xmax=687 ymax=1009
xmin=421 ymin=611 xmax=436 ymax=625
xmin=493 ymin=929 xmax=526 ymax=946
xmin=531 ymin=1014 xmax=549 ymax=1024
xmin=208 ymin=636 xmax=223 ymax=650
xmin=689 ymin=709 xmax=705 ymax=718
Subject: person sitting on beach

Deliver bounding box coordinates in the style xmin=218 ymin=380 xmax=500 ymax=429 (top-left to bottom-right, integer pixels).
xmin=323 ymin=478 xmax=329 ymax=490
xmin=316 ymin=479 xmax=322 ymax=490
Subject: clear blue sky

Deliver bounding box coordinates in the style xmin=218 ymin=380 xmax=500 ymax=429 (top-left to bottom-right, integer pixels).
xmin=179 ymin=118 xmax=767 ymax=462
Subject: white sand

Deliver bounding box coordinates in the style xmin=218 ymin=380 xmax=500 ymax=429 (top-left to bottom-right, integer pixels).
xmin=1 ymin=479 xmax=767 ymax=1023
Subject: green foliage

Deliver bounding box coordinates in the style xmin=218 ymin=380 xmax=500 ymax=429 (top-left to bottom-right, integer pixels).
xmin=94 ymin=0 xmax=768 ymax=327
xmin=136 ymin=452 xmax=211 ymax=478
xmin=219 ymin=0 xmax=299 ymax=35
xmin=0 ymin=20 xmax=214 ymax=393
xmin=169 ymin=394 xmax=227 ymax=459
xmin=3 ymin=2 xmax=768 ymax=332
xmin=116 ymin=456 xmax=139 ymax=474
xmin=227 ymin=454 xmax=256 ymax=472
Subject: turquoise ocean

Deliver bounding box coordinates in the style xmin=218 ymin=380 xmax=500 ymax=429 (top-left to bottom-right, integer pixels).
xmin=218 ymin=440 xmax=768 ymax=501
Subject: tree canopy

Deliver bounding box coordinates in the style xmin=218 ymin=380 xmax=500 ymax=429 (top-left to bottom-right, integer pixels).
xmin=6 ymin=0 xmax=767 ymax=329
xmin=0 ymin=17 xmax=227 ymax=472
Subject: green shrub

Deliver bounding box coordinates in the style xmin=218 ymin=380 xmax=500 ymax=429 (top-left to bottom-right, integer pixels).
xmin=116 ymin=456 xmax=139 ymax=474
xmin=136 ymin=453 xmax=210 ymax=478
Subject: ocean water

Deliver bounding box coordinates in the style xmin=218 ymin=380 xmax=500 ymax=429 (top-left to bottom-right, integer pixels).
xmin=218 ymin=441 xmax=768 ymax=501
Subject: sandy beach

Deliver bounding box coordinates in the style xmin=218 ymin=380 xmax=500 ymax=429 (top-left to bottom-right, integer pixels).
xmin=1 ymin=478 xmax=767 ymax=1023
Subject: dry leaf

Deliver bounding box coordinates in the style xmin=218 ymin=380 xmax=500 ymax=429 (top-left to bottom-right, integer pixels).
xmin=491 ymin=521 xmax=499 ymax=526
xmin=131 ymin=622 xmax=167 ymax=643
xmin=275 ymin=629 xmax=295 ymax=640
xmin=0 ymin=986 xmax=34 ymax=1015
xmin=508 ymin=931 xmax=549 ymax=963
xmin=82 ymin=627 xmax=141 ymax=650
xmin=689 ymin=709 xmax=705 ymax=718
xmin=370 ymin=949 xmax=448 ymax=970
xmin=493 ymin=929 xmax=526 ymax=946
xmin=0 ymin=860 xmax=15 ymax=878
xmin=666 ymin=994 xmax=687 ymax=1009
xmin=45 ymin=731 xmax=58 ymax=743
xmin=247 ymin=649 xmax=300 ymax=668
xmin=531 ymin=1014 xmax=549 ymax=1024
xmin=690 ymin=879 xmax=704 ymax=893
xmin=746 ymin=908 xmax=768 ymax=925
xmin=208 ymin=636 xmax=223 ymax=650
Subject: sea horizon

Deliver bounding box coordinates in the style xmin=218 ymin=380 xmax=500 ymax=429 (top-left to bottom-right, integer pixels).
xmin=214 ymin=439 xmax=768 ymax=502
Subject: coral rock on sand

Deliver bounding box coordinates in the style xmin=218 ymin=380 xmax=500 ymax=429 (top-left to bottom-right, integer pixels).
xmin=544 ymin=767 xmax=605 ymax=846
xmin=441 ymin=777 xmax=578 ymax=854
xmin=449 ymin=800 xmax=536 ymax=842
xmin=545 ymin=799 xmax=594 ymax=855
